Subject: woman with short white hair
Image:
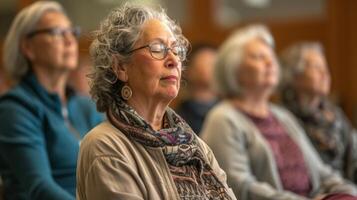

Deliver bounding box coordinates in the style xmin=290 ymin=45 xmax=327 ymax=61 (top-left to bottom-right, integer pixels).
xmin=201 ymin=25 xmax=357 ymax=200
xmin=279 ymin=41 xmax=357 ymax=182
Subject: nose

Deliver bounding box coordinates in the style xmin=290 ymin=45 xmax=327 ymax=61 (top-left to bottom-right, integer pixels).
xmin=63 ymin=31 xmax=77 ymax=46
xmin=266 ymin=54 xmax=277 ymax=68
xmin=165 ymin=49 xmax=180 ymax=69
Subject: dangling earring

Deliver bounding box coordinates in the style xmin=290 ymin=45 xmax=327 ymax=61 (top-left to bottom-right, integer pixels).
xmin=121 ymin=84 xmax=132 ymax=100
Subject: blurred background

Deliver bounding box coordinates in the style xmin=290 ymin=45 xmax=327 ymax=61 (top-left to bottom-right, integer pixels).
xmin=0 ymin=0 xmax=356 ymax=124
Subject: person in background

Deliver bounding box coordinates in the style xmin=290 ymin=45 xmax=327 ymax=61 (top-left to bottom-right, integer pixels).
xmin=176 ymin=44 xmax=218 ymax=134
xmin=0 ymin=69 xmax=12 ymax=95
xmin=68 ymin=55 xmax=91 ymax=96
xmin=76 ymin=3 xmax=236 ymax=200
xmin=279 ymin=42 xmax=357 ymax=182
xmin=0 ymin=1 xmax=103 ymax=199
xmin=201 ymin=24 xmax=357 ymax=200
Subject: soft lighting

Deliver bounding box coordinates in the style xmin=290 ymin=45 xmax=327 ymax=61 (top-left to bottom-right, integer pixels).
xmin=243 ymin=0 xmax=271 ymax=8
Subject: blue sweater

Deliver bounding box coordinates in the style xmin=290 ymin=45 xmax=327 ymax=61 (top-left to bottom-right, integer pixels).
xmin=0 ymin=73 xmax=103 ymax=200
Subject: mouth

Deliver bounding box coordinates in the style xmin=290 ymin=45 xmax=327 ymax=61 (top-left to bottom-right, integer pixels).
xmin=266 ymin=69 xmax=277 ymax=75
xmin=161 ymin=75 xmax=178 ymax=82
xmin=63 ymin=52 xmax=77 ymax=58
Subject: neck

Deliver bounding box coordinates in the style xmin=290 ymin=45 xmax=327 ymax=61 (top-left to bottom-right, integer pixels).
xmin=231 ymin=90 xmax=270 ymax=117
xmin=33 ymin=66 xmax=69 ymax=104
xmin=127 ymin=96 xmax=169 ymax=131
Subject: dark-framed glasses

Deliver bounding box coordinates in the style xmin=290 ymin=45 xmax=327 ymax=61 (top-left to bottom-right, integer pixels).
xmin=26 ymin=26 xmax=81 ymax=39
xmin=127 ymin=42 xmax=187 ymax=61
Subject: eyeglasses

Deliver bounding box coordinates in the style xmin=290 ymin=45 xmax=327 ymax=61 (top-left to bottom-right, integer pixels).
xmin=26 ymin=26 xmax=81 ymax=39
xmin=127 ymin=42 xmax=187 ymax=61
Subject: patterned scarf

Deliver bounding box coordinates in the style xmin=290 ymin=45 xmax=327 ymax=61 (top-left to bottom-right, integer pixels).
xmin=107 ymin=100 xmax=232 ymax=200
xmin=281 ymin=88 xmax=352 ymax=171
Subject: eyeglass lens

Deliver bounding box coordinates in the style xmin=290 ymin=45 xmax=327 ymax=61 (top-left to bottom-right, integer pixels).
xmin=149 ymin=42 xmax=186 ymax=61
xmin=27 ymin=27 xmax=81 ymax=39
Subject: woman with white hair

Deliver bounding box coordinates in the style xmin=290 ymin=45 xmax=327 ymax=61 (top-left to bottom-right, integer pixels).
xmin=201 ymin=25 xmax=357 ymax=200
xmin=279 ymin=42 xmax=357 ymax=182
xmin=0 ymin=1 xmax=102 ymax=199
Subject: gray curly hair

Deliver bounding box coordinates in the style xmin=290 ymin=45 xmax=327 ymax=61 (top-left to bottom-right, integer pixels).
xmin=3 ymin=1 xmax=65 ymax=82
xmin=89 ymin=3 xmax=189 ymax=113
xmin=279 ymin=41 xmax=324 ymax=88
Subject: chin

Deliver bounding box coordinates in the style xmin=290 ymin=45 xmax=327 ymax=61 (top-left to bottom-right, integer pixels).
xmin=167 ymin=92 xmax=178 ymax=100
xmin=164 ymin=90 xmax=178 ymax=100
xmin=63 ymin=63 xmax=78 ymax=70
xmin=317 ymin=90 xmax=329 ymax=97
xmin=263 ymin=81 xmax=277 ymax=89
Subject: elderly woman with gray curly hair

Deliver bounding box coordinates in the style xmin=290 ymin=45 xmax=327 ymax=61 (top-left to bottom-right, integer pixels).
xmin=76 ymin=3 xmax=236 ymax=200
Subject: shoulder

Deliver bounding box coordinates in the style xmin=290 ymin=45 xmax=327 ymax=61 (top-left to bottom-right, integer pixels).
xmin=196 ymin=136 xmax=210 ymax=154
xmin=201 ymin=101 xmax=251 ymax=145
xmin=195 ymin=136 xmax=217 ymax=160
xmin=0 ymin=84 xmax=38 ymax=110
xmin=206 ymin=101 xmax=237 ymax=120
xmin=330 ymin=103 xmax=351 ymax=124
xmin=270 ymin=104 xmax=301 ymax=126
xmin=77 ymin=122 xmax=148 ymax=198
xmin=80 ymin=121 xmax=135 ymax=162
xmin=0 ymin=86 xmax=46 ymax=143
xmin=0 ymin=85 xmax=43 ymax=125
xmin=69 ymin=94 xmax=97 ymax=112
xmin=205 ymin=101 xmax=251 ymax=130
xmin=270 ymin=103 xmax=291 ymax=115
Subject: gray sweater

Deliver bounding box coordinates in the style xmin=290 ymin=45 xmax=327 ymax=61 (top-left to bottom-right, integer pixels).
xmin=201 ymin=101 xmax=357 ymax=200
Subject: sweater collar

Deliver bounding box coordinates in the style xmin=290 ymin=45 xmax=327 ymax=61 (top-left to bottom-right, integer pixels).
xmin=21 ymin=72 xmax=75 ymax=114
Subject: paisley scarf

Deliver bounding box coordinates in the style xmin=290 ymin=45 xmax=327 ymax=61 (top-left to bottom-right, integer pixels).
xmin=107 ymin=99 xmax=232 ymax=200
xmin=281 ymin=88 xmax=355 ymax=173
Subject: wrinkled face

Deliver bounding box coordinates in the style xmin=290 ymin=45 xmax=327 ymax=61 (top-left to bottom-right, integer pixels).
xmin=237 ymin=38 xmax=279 ymax=94
xmin=295 ymin=49 xmax=330 ymax=97
xmin=124 ymin=19 xmax=183 ymax=102
xmin=22 ymin=11 xmax=78 ymax=72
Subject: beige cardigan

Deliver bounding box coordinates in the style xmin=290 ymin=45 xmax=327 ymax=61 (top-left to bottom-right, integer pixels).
xmin=76 ymin=121 xmax=236 ymax=200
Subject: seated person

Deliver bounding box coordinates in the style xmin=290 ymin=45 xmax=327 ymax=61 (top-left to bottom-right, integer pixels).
xmin=68 ymin=55 xmax=91 ymax=96
xmin=76 ymin=3 xmax=236 ymax=200
xmin=0 ymin=1 xmax=103 ymax=199
xmin=0 ymin=68 xmax=12 ymax=95
xmin=279 ymin=42 xmax=357 ymax=182
xmin=176 ymin=44 xmax=218 ymax=134
xmin=201 ymin=24 xmax=357 ymax=200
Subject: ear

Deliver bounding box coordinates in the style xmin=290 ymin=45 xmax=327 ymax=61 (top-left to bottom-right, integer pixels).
xmin=112 ymin=55 xmax=128 ymax=82
xmin=20 ymin=39 xmax=35 ymax=61
xmin=20 ymin=39 xmax=35 ymax=60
